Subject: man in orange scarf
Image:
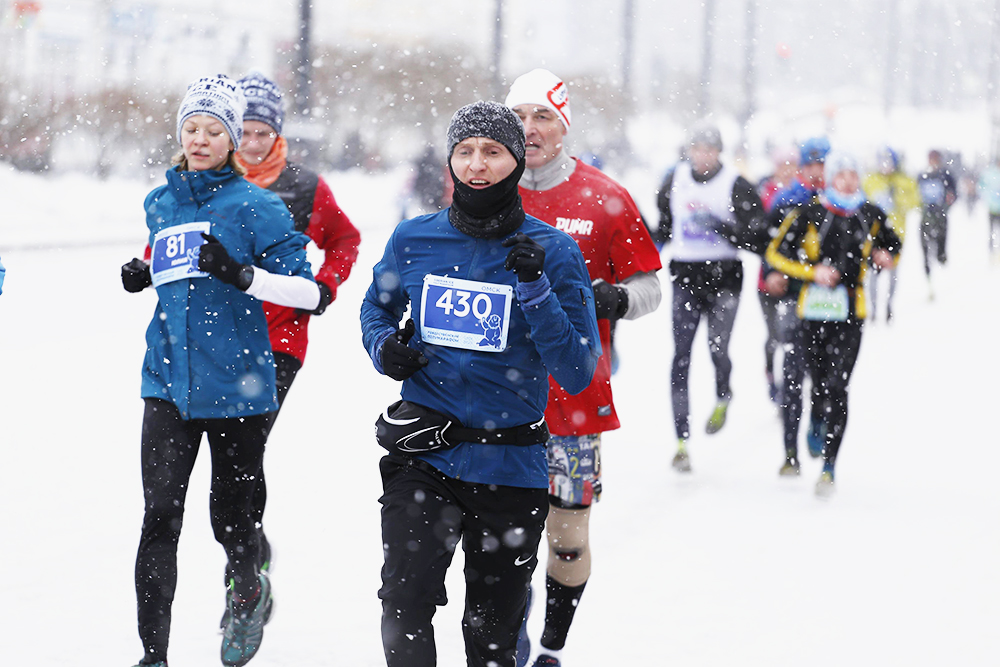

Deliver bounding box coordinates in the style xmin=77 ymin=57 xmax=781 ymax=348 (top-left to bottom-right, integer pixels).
xmin=232 ymin=70 xmax=361 ymax=581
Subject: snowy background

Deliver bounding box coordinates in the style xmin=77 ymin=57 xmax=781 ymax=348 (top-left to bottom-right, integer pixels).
xmin=2 ymin=0 xmax=1000 ymax=664
xmin=1 ymin=152 xmax=998 ymax=665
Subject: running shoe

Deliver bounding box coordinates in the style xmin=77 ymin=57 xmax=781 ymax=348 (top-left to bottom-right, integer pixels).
xmin=705 ymin=400 xmax=729 ymax=434
xmin=815 ymin=470 xmax=835 ymax=498
xmin=220 ymin=542 xmax=274 ymax=629
xmin=672 ymin=440 xmax=691 ymax=473
xmin=221 ymin=572 xmax=272 ymax=667
xmin=532 ymin=655 xmax=562 ymax=667
xmin=778 ymin=457 xmax=801 ymax=477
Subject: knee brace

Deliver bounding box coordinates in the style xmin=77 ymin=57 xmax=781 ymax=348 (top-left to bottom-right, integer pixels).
xmin=545 ymin=505 xmax=591 ymax=587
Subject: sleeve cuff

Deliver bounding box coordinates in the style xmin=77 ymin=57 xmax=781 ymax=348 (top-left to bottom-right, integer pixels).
xmin=515 ymin=273 xmax=551 ymax=308
xmin=372 ymin=328 xmax=395 ymax=374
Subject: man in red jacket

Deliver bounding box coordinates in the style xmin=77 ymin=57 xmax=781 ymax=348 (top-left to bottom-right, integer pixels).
xmin=506 ymin=69 xmax=662 ymax=667
xmin=235 ymin=71 xmax=361 ymax=576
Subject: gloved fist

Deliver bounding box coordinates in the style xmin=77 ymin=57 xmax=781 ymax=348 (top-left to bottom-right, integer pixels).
xmin=592 ymin=279 xmax=629 ymax=321
xmin=297 ymin=281 xmax=335 ymax=316
xmin=501 ymin=233 xmax=546 ymax=283
xmin=198 ymin=232 xmax=253 ymax=290
xmin=381 ymin=319 xmax=429 ymax=381
xmin=121 ymin=258 xmax=152 ymax=293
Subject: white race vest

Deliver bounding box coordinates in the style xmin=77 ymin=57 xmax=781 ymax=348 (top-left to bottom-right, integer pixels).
xmin=669 ymin=162 xmax=740 ymax=262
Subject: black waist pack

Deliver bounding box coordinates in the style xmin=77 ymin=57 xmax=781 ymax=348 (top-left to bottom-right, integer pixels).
xmin=375 ymin=400 xmax=549 ymax=456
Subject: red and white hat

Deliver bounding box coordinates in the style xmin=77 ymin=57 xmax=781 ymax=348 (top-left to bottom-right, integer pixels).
xmin=504 ymin=68 xmax=571 ymax=131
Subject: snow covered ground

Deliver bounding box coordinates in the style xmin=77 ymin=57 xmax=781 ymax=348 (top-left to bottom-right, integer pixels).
xmin=0 ymin=163 xmax=997 ymax=666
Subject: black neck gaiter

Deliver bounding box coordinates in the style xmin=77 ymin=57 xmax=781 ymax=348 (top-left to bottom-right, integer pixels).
xmin=448 ymin=158 xmax=526 ymax=239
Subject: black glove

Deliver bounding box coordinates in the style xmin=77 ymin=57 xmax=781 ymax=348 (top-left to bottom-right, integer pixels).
xmin=381 ymin=319 xmax=428 ymax=381
xmin=501 ymin=233 xmax=546 ymax=283
xmin=297 ymin=281 xmax=335 ymax=316
xmin=592 ymin=279 xmax=629 ymax=321
xmin=121 ymin=258 xmax=152 ymax=293
xmin=198 ymin=233 xmax=253 ymax=290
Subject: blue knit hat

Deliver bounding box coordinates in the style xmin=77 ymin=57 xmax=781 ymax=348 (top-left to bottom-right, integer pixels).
xmin=799 ymin=136 xmax=831 ymax=165
xmin=176 ymin=75 xmax=247 ymax=148
xmin=238 ymin=71 xmax=285 ymax=135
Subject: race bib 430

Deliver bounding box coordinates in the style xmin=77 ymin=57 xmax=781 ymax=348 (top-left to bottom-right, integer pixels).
xmin=420 ymin=274 xmax=512 ymax=352
xmin=151 ymin=221 xmax=210 ymax=287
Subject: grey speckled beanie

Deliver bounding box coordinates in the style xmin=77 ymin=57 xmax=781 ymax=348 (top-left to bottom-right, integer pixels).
xmin=447 ymin=101 xmax=525 ymax=161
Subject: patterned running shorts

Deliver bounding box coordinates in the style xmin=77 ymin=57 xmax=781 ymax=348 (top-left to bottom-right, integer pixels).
xmin=547 ymin=433 xmax=602 ymax=506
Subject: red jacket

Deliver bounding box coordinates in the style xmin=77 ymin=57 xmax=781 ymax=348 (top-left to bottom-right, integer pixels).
xmin=520 ymin=160 xmax=662 ymax=436
xmin=262 ymin=169 xmax=360 ymax=363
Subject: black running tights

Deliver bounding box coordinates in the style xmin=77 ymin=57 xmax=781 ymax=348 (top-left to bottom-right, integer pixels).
xmin=378 ymin=455 xmax=547 ymax=667
xmin=135 ymin=398 xmax=270 ymax=661
xmin=781 ymin=319 xmax=864 ymax=466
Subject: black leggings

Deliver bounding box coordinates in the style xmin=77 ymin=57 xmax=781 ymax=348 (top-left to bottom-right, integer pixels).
xmin=920 ymin=207 xmax=949 ymax=275
xmin=378 ymin=455 xmax=547 ymax=667
xmin=781 ymin=319 xmax=864 ymax=466
xmin=757 ymin=291 xmax=794 ymax=377
xmin=135 ymin=398 xmax=271 ymax=661
xmin=670 ymin=261 xmax=743 ymax=440
xmin=250 ymin=351 xmax=303 ymax=537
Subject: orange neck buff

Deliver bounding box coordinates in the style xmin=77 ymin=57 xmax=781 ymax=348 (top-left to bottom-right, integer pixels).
xmin=237 ymin=135 xmax=288 ymax=189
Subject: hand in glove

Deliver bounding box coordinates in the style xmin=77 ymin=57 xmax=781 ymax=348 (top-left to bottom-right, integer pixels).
xmin=592 ymin=279 xmax=629 ymax=321
xmin=381 ymin=319 xmax=429 ymax=381
xmin=501 ymin=233 xmax=546 ymax=282
xmin=121 ymin=258 xmax=152 ymax=293
xmin=198 ymin=233 xmax=254 ymax=290
xmin=297 ymin=281 xmax=335 ymax=316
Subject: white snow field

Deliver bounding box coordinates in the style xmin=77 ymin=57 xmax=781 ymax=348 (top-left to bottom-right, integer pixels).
xmin=0 ymin=162 xmax=997 ymax=667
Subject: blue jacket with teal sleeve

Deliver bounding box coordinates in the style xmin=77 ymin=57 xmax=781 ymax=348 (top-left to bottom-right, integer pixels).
xmin=141 ymin=166 xmax=314 ymax=420
xmin=360 ymin=209 xmax=601 ymax=489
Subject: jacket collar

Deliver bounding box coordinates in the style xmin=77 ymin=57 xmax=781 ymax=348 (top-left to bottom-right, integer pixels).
xmin=519 ymin=150 xmax=576 ymax=192
xmin=166 ymin=165 xmax=239 ymax=206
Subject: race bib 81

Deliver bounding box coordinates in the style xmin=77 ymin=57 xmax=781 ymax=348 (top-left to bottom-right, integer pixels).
xmin=420 ymin=274 xmax=513 ymax=352
xmin=151 ymin=221 xmax=210 ymax=287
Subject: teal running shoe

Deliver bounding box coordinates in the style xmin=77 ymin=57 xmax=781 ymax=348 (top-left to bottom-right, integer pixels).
xmin=221 ymin=572 xmax=272 ymax=667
